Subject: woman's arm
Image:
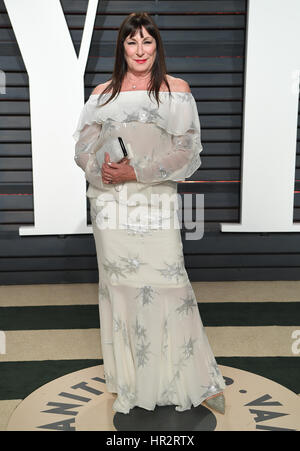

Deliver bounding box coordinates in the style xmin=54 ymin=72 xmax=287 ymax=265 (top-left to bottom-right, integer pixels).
xmin=74 ymin=121 xmax=105 ymax=189
xmin=130 ymin=129 xmax=202 ymax=185
xmin=130 ymin=80 xmax=202 ymax=185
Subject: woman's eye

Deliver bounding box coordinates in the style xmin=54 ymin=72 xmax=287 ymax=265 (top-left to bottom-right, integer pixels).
xmin=128 ymin=41 xmax=152 ymax=45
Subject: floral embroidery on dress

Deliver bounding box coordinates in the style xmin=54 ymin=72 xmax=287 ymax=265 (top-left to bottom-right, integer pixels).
xmin=102 ymin=119 xmax=122 ymax=136
xmin=98 ymin=281 xmax=110 ymax=302
xmin=133 ymin=317 xmax=147 ymax=340
xmin=119 ymin=255 xmax=147 ymax=274
xmin=132 ymin=317 xmax=152 ymax=368
xmin=175 ymin=294 xmax=198 ymax=316
xmin=120 ymin=221 xmax=153 ymax=237
xmin=156 ymin=260 xmax=186 ymax=282
xmin=209 ymin=361 xmax=226 ymax=387
xmin=113 ymin=315 xmax=131 ymax=349
xmin=181 ymin=336 xmax=198 ymax=359
xmin=103 ymin=253 xmax=147 ymax=282
xmin=104 ymin=369 xmax=115 ymax=388
xmin=160 ymin=334 xmax=198 ymax=404
xmin=136 ymin=340 xmax=152 ymax=368
xmin=123 ymin=106 xmax=164 ymax=124
xmin=103 ymin=258 xmax=128 ymax=281
xmin=173 ymin=92 xmax=193 ymax=103
xmin=135 ymin=285 xmax=158 ymax=306
xmin=117 ymin=383 xmax=137 ymax=406
xmin=161 ymin=317 xmax=169 ymax=359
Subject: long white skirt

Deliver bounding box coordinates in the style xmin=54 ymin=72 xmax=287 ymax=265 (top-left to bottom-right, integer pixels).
xmin=89 ymin=196 xmax=226 ymax=414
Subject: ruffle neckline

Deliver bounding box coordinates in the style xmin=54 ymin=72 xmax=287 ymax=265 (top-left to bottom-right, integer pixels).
xmin=89 ymin=90 xmax=193 ymax=96
xmin=73 ymin=90 xmax=200 ymax=142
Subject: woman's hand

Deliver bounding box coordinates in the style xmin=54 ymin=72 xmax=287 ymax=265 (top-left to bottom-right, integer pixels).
xmin=101 ymin=152 xmax=137 ymax=184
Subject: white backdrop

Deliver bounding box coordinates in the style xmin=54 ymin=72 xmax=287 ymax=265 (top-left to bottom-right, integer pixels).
xmin=4 ymin=0 xmax=99 ymax=235
xmin=3 ymin=0 xmax=300 ymax=236
xmin=221 ymin=0 xmax=300 ymax=232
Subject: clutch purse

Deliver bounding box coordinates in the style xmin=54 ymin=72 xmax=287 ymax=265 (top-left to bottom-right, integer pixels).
xmin=95 ymin=137 xmax=133 ymax=167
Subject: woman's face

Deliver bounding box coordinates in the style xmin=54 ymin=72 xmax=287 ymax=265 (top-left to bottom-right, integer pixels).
xmin=123 ymin=26 xmax=157 ymax=74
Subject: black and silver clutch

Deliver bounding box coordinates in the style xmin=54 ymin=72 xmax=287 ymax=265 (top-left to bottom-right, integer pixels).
xmin=96 ymin=137 xmax=132 ymax=167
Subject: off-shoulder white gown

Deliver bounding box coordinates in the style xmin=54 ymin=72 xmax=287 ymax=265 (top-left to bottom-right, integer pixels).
xmin=73 ymin=90 xmax=226 ymax=414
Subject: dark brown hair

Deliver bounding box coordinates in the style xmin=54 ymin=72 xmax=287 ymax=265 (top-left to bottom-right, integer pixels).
xmin=96 ymin=12 xmax=171 ymax=107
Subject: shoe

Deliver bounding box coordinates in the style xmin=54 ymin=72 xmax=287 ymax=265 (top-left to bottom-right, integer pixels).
xmin=204 ymin=393 xmax=225 ymax=415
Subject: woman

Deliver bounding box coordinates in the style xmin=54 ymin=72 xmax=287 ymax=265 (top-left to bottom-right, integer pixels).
xmin=73 ymin=12 xmax=226 ymax=415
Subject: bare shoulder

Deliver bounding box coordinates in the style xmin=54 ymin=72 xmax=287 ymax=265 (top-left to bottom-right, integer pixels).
xmin=91 ymin=80 xmax=112 ymax=95
xmin=165 ymin=75 xmax=191 ymax=93
xmin=174 ymin=77 xmax=191 ymax=93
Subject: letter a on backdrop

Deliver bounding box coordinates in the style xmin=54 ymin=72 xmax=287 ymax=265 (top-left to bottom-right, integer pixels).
xmin=221 ymin=0 xmax=300 ymax=232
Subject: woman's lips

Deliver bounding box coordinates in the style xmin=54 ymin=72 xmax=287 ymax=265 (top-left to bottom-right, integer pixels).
xmin=135 ymin=59 xmax=147 ymax=64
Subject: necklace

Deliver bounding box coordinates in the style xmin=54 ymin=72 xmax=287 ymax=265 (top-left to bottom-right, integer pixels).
xmin=125 ymin=72 xmax=151 ymax=90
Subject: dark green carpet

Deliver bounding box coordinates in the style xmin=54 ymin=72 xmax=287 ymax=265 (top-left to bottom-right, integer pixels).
xmin=0 ymin=357 xmax=299 ymax=401
xmin=1 ymin=302 xmax=299 ymax=330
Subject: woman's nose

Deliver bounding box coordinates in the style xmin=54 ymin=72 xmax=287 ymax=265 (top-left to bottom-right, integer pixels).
xmin=136 ymin=45 xmax=144 ymax=56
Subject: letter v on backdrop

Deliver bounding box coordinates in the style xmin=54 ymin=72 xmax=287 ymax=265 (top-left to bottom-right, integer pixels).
xmin=3 ymin=0 xmax=300 ymax=236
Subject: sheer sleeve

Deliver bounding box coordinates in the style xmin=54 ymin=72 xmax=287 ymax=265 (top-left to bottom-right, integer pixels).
xmin=73 ymin=99 xmax=104 ymax=190
xmin=130 ymin=94 xmax=203 ymax=184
